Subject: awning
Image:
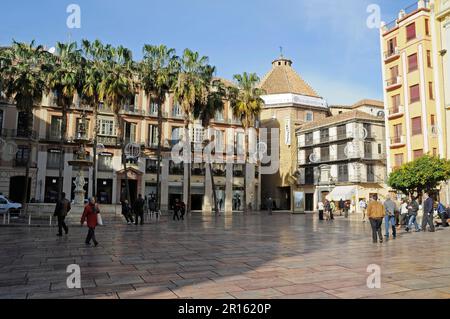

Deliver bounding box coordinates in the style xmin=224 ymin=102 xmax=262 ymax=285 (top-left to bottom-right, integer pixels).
xmin=327 ymin=186 xmax=357 ymax=201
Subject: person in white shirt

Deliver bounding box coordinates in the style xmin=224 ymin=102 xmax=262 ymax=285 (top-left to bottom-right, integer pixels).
xmin=318 ymin=201 xmax=324 ymax=221
xmin=359 ymin=199 xmax=368 ymax=222
xmin=398 ymin=199 xmax=409 ymax=229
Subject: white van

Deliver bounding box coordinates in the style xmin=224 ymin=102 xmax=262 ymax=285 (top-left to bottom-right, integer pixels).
xmin=0 ymin=195 xmax=22 ymax=215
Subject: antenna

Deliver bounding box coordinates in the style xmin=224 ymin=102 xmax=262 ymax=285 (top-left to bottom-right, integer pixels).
xmin=279 ymin=46 xmax=283 ymax=58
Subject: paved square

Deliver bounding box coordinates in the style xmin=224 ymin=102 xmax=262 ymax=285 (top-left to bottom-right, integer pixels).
xmin=1 ymin=213 xmax=450 ymax=299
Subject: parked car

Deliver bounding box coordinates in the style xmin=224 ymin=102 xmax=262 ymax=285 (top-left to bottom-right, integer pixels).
xmin=0 ymin=195 xmax=22 ymax=216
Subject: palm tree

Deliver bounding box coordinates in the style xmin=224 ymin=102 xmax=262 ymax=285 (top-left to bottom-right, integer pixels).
xmin=173 ymin=49 xmax=211 ymax=213
xmin=0 ymin=41 xmax=50 ymax=209
xmin=193 ymin=76 xmax=226 ymax=215
xmin=138 ymin=44 xmax=179 ymax=210
xmin=98 ymin=45 xmax=135 ymax=204
xmin=81 ymin=39 xmax=111 ymax=198
xmin=229 ymin=72 xmax=265 ymax=213
xmin=47 ymin=41 xmax=85 ymax=202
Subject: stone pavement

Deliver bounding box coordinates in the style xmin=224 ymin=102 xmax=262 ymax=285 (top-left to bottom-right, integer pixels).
xmin=1 ymin=212 xmax=450 ymax=299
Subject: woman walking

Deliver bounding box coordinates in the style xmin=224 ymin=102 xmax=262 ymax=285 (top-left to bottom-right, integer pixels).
xmin=81 ymin=197 xmax=100 ymax=247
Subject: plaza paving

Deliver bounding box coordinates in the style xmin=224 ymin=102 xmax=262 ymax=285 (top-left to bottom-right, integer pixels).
xmin=1 ymin=212 xmax=450 ymax=299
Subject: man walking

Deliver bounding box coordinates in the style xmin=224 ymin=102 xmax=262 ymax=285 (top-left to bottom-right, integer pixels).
xmin=359 ymin=198 xmax=368 ymax=222
xmin=133 ymin=194 xmax=145 ymax=225
xmin=318 ymin=200 xmax=324 ymax=221
xmin=339 ymin=199 xmax=344 ymax=216
xmin=406 ymin=196 xmax=420 ymax=232
xmin=384 ymin=195 xmax=397 ymax=240
xmin=421 ymin=192 xmax=435 ymax=232
xmin=267 ymin=196 xmax=273 ymax=215
xmin=367 ymin=194 xmax=384 ymax=244
xmin=54 ymin=192 xmax=71 ymax=237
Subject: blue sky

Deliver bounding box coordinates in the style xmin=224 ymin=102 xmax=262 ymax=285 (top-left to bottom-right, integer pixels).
xmin=0 ymin=0 xmax=414 ymax=105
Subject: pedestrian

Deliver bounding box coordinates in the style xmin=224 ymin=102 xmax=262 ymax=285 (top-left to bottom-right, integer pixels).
xmin=267 ymin=197 xmax=273 ymax=215
xmin=80 ymin=197 xmax=99 ymax=247
xmin=329 ymin=201 xmax=336 ymax=220
xmin=421 ymin=192 xmax=435 ymax=232
xmin=149 ymin=195 xmax=157 ymax=216
xmin=54 ymin=192 xmax=71 ymax=237
xmin=318 ymin=200 xmax=324 ymax=221
xmin=180 ymin=200 xmax=186 ymax=220
xmin=398 ymin=199 xmax=409 ymax=229
xmin=344 ymin=200 xmax=350 ymax=218
xmin=406 ymin=196 xmax=421 ymax=232
xmin=367 ymin=194 xmax=384 ymax=244
xmin=133 ymin=194 xmax=145 ymax=225
xmin=339 ymin=199 xmax=344 ymax=216
xmin=219 ymin=198 xmax=224 ymax=212
xmin=359 ymin=198 xmax=367 ymax=222
xmin=121 ymin=199 xmax=133 ymax=224
xmin=436 ymin=201 xmax=448 ymax=227
xmin=173 ymin=198 xmax=181 ymax=221
xmin=384 ymin=195 xmax=397 ymax=240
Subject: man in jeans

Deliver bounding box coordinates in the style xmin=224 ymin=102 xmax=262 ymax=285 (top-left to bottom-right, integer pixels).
xmin=421 ymin=192 xmax=435 ymax=232
xmin=384 ymin=195 xmax=397 ymax=240
xmin=54 ymin=192 xmax=71 ymax=237
xmin=406 ymin=196 xmax=420 ymax=232
xmin=367 ymin=194 xmax=384 ymax=244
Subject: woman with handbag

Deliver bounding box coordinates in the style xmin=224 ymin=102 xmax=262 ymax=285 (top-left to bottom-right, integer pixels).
xmin=80 ymin=197 xmax=100 ymax=247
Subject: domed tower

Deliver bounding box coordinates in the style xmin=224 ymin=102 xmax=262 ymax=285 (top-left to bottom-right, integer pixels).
xmin=259 ymin=55 xmax=330 ymax=213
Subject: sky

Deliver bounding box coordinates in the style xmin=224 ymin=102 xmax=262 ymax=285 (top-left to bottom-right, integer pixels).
xmin=0 ymin=0 xmax=415 ymax=105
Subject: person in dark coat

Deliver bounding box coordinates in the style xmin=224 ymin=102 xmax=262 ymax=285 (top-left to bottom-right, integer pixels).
xmin=121 ymin=200 xmax=133 ymax=224
xmin=179 ymin=200 xmax=186 ymax=220
xmin=172 ymin=198 xmax=181 ymax=221
xmin=133 ymin=194 xmax=145 ymax=225
xmin=422 ymin=192 xmax=435 ymax=232
xmin=80 ymin=197 xmax=99 ymax=247
xmin=54 ymin=192 xmax=71 ymax=237
xmin=339 ymin=199 xmax=345 ymax=216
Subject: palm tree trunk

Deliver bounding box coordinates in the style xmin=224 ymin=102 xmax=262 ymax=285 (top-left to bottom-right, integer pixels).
xmin=184 ymin=121 xmax=191 ymax=213
xmin=58 ymin=104 xmax=68 ymax=201
xmin=22 ymin=110 xmax=33 ymax=213
xmin=155 ymin=97 xmax=162 ymax=210
xmin=208 ymin=161 xmax=219 ymax=215
xmin=117 ymin=114 xmax=131 ymax=205
xmin=92 ymin=104 xmax=98 ymax=198
xmin=243 ymin=129 xmax=248 ymax=214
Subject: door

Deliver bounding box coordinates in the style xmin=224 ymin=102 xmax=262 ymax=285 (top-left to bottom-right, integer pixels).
xmin=305 ymin=193 xmax=314 ymax=212
xmin=121 ymin=180 xmax=138 ymax=204
xmin=9 ymin=176 xmax=31 ymax=203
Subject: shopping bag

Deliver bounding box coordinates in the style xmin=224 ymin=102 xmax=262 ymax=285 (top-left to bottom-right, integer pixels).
xmin=97 ymin=213 xmax=104 ymax=226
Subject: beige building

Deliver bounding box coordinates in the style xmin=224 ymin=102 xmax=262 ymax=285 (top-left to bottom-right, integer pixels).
xmin=296 ymin=108 xmax=387 ymax=213
xmin=259 ymin=56 xmax=329 ymax=212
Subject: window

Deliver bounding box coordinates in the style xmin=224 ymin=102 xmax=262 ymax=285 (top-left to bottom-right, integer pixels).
xmin=337 ymin=125 xmax=347 ymax=138
xmin=390 ymin=65 xmax=399 ymax=79
xmin=337 ymin=143 xmax=346 ymax=159
xmin=75 ymin=118 xmax=89 ymax=139
xmin=392 ymin=94 xmax=401 ymax=113
xmin=433 ymin=148 xmax=437 ymax=157
xmin=406 ymin=23 xmax=416 ymax=41
xmin=171 ymin=127 xmax=182 ymax=142
xmin=364 ymin=142 xmax=372 ymax=158
xmin=305 ymin=167 xmax=314 ymax=185
xmin=305 ymin=132 xmax=313 ymax=145
xmin=215 ymin=109 xmax=224 ymax=121
xmin=378 ymin=144 xmax=382 ymax=154
xmin=320 ymin=129 xmax=329 ymax=142
xmin=15 ymin=146 xmax=30 ymax=167
xmin=408 ymin=53 xmax=418 ymax=72
xmin=17 ymin=111 xmax=31 ymax=137
xmin=214 ymin=130 xmax=225 ymax=151
xmin=124 ymin=122 xmax=137 ymax=144
xmin=47 ymin=149 xmax=62 ymax=169
xmin=393 ymin=124 xmax=403 ymax=144
xmin=387 ymin=37 xmax=397 ymax=55
xmin=425 ymin=19 xmax=430 ymax=36
xmin=98 ymin=153 xmax=113 ymax=171
xmin=320 ymin=147 xmax=330 ymax=162
xmin=412 ymin=117 xmax=422 ymax=135
xmin=395 ymin=154 xmax=404 ymax=168
xmin=427 ymin=50 xmax=432 ymax=68
xmin=148 ymin=124 xmax=159 ymax=147
xmin=431 ymin=114 xmax=436 ymax=126
xmin=235 ymin=132 xmax=244 ymax=154
xmin=363 ymin=123 xmax=372 ymax=138
xmin=367 ymin=165 xmax=375 ymax=182
xmin=413 ymin=149 xmax=424 ymax=159
xmin=50 ymin=116 xmax=62 ymax=139
xmin=410 ymin=84 xmax=420 ymax=103
xmin=172 ymin=103 xmax=182 ymax=117
xmin=429 ymin=82 xmax=434 ymax=100
xmin=338 ymin=164 xmax=349 ymax=182
xmin=193 ymin=127 xmax=205 ymax=144
xmin=305 ymin=112 xmax=314 ymax=122
xmin=150 ymin=102 xmax=159 ymax=115
xmin=98 ymin=119 xmax=115 ymax=136
xmin=305 ymin=148 xmax=314 ymax=163
xmin=145 ymin=159 xmax=159 ymax=174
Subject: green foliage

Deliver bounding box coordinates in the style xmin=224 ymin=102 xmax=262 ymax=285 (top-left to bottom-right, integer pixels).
xmin=388 ymin=155 xmax=450 ymax=194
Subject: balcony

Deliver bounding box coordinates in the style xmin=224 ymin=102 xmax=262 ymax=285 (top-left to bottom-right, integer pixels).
xmin=386 ymin=76 xmax=402 ymax=92
xmin=121 ymin=105 xmax=145 ymax=116
xmin=390 ymin=136 xmax=406 ymax=148
xmin=384 ymin=48 xmax=400 ymax=63
xmin=97 ymin=136 xmax=118 ymax=147
xmin=1 ymin=129 xmax=38 ymax=140
xmin=169 ymin=166 xmax=184 ymax=175
xmin=388 ymin=105 xmax=404 ymax=120
xmin=382 ymin=0 xmax=430 ymax=35
xmin=98 ymin=103 xmax=114 ymax=114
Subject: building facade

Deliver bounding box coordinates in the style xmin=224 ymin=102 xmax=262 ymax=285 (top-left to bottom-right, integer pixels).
xmin=296 ymin=109 xmax=387 ymax=213
xmin=259 ymin=56 xmax=329 ymax=212
xmin=0 ymin=86 xmax=259 ymax=213
xmin=380 ymin=0 xmax=450 ymax=202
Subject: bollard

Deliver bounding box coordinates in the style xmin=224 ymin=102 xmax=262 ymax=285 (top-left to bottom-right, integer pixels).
xmin=49 ymin=215 xmax=52 ymax=226
xmin=3 ymin=213 xmax=5 ymax=225
xmin=28 ymin=214 xmax=31 ymax=226
xmin=7 ymin=213 xmax=10 ymax=225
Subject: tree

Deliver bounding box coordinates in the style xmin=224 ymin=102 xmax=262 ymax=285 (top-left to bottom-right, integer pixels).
xmin=229 ymin=72 xmax=265 ymax=213
xmin=98 ymin=45 xmax=135 ymax=204
xmin=193 ymin=76 xmax=226 ymax=215
xmin=81 ymin=39 xmax=111 ymax=198
xmin=0 ymin=41 xmax=50 ymax=208
xmin=388 ymin=155 xmax=450 ymax=195
xmin=138 ymin=45 xmax=179 ymax=210
xmin=173 ymin=49 xmax=211 ymax=213
xmin=47 ymin=42 xmax=85 ymax=202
